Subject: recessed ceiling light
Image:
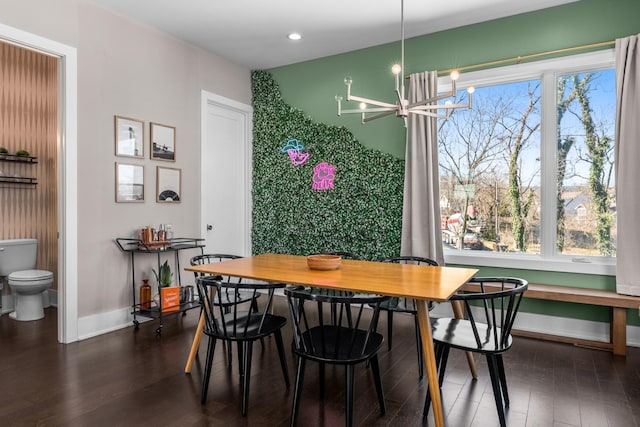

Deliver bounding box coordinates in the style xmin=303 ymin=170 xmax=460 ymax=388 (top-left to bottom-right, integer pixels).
xmin=287 ymin=33 xmax=302 ymax=41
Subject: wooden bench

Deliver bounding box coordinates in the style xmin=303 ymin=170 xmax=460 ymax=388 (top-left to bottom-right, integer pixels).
xmin=461 ymin=282 xmax=640 ymax=356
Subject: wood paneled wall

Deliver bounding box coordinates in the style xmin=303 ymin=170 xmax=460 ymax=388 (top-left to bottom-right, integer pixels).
xmin=0 ymin=42 xmax=58 ymax=290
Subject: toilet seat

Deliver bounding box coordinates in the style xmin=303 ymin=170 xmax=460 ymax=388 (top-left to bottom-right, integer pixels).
xmin=8 ymin=269 xmax=54 ymax=282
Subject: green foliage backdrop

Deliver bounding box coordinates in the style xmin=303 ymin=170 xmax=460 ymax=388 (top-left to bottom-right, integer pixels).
xmin=251 ymin=71 xmax=404 ymax=260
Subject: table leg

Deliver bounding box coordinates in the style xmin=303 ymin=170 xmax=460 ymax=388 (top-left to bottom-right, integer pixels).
xmin=416 ymin=300 xmax=444 ymax=427
xmin=451 ymin=300 xmax=478 ymax=379
xmin=184 ymin=312 xmax=205 ymax=374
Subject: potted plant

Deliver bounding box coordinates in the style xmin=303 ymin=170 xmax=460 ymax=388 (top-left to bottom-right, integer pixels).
xmin=0 ymin=147 xmax=7 ymax=158
xmin=152 ymin=260 xmax=180 ymax=313
xmin=15 ymin=149 xmax=30 ymax=157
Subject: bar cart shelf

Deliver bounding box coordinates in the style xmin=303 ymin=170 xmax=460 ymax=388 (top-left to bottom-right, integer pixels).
xmin=115 ymin=237 xmax=205 ymax=335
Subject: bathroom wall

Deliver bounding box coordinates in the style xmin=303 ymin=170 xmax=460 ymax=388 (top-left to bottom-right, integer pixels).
xmin=0 ymin=42 xmax=58 ymax=295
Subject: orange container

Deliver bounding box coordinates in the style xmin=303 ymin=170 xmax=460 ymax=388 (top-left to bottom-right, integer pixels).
xmin=160 ymin=287 xmax=180 ymax=313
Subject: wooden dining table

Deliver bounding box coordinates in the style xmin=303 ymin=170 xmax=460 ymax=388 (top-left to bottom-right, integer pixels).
xmin=184 ymin=253 xmax=478 ymax=427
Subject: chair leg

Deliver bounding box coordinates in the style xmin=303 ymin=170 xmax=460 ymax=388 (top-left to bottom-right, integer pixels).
xmin=387 ymin=311 xmax=394 ymax=351
xmin=437 ymin=346 xmax=450 ymax=387
xmin=290 ymin=357 xmax=306 ymax=427
xmin=319 ymin=362 xmax=325 ymax=399
xmin=274 ymin=329 xmax=291 ymax=388
xmin=237 ymin=340 xmax=244 ymax=381
xmin=486 ymin=354 xmax=507 ymax=427
xmin=241 ymin=341 xmax=254 ymax=416
xmin=496 ymin=355 xmax=509 ymax=407
xmin=413 ymin=314 xmax=424 ymax=379
xmin=369 ymin=355 xmax=386 ymax=415
xmin=226 ymin=341 xmax=233 ymax=365
xmin=201 ymin=336 xmax=217 ymax=404
xmin=345 ymin=364 xmax=355 ymax=427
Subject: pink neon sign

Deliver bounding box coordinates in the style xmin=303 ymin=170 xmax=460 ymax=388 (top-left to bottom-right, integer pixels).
xmin=312 ymin=162 xmax=335 ymax=191
xmin=281 ymin=138 xmax=309 ymax=166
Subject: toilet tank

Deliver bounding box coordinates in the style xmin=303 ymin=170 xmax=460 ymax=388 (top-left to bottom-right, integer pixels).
xmin=0 ymin=239 xmax=38 ymax=276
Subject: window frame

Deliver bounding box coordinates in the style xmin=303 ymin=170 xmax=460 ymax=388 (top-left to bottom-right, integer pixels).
xmin=438 ymin=49 xmax=616 ymax=275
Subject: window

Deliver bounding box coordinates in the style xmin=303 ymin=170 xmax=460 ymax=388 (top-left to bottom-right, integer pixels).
xmin=438 ymin=50 xmax=616 ymax=274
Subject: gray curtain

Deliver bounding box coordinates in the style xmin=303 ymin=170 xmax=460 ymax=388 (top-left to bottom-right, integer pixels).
xmin=615 ymin=34 xmax=640 ymax=296
xmin=400 ymin=71 xmax=444 ymax=265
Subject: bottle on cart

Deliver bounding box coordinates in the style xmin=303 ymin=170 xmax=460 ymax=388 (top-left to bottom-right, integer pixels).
xmin=140 ymin=279 xmax=152 ymax=309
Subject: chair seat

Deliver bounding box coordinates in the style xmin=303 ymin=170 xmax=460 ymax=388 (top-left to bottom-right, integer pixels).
xmin=431 ymin=317 xmax=513 ymax=354
xmin=295 ymin=325 xmax=385 ymax=364
xmin=205 ymin=311 xmax=287 ymax=341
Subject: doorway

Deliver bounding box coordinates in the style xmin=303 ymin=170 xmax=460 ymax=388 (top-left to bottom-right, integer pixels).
xmin=200 ymin=91 xmax=252 ymax=256
xmin=0 ymin=23 xmax=78 ymax=343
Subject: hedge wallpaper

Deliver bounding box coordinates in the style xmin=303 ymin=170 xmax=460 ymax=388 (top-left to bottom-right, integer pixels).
xmin=251 ymin=71 xmax=404 ymax=261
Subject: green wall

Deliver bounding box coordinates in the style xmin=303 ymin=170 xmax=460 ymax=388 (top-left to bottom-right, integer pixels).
xmin=263 ymin=0 xmax=640 ymax=327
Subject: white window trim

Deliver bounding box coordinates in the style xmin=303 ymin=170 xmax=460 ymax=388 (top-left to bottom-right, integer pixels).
xmin=439 ymin=50 xmax=616 ymax=275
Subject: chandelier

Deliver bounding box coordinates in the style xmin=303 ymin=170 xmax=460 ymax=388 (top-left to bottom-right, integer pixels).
xmin=334 ymin=0 xmax=474 ymax=127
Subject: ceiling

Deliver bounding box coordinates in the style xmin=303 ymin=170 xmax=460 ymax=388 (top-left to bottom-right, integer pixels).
xmin=93 ymin=0 xmax=578 ymax=70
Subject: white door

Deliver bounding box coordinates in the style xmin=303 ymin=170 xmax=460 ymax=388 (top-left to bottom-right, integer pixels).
xmin=201 ymin=91 xmax=252 ymax=256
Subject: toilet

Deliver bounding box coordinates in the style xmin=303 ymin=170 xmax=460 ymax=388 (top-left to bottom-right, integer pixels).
xmin=0 ymin=239 xmax=53 ymax=321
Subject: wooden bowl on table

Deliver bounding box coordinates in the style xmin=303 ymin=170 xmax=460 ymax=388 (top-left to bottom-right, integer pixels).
xmin=307 ymin=254 xmax=341 ymax=271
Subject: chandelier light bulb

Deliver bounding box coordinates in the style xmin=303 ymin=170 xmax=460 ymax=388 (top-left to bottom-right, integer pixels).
xmin=359 ymin=103 xmax=367 ymax=110
xmin=344 ymin=76 xmax=353 ymax=86
xmin=335 ymin=95 xmax=343 ymax=102
xmin=450 ymin=70 xmax=460 ymax=81
xmin=391 ymin=64 xmax=402 ymax=75
xmin=467 ymin=86 xmax=476 ymax=94
xmin=445 ymin=100 xmax=453 ymax=106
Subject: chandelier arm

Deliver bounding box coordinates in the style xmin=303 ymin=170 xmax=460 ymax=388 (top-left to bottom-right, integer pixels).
xmin=406 ymin=91 xmax=457 ymax=109
xmin=341 ymin=107 xmax=396 ymax=114
xmin=410 ymin=110 xmax=448 ymax=119
xmin=347 ymin=94 xmax=397 ymax=109
xmin=363 ymin=110 xmax=398 ymax=122
xmin=411 ymin=101 xmax=471 ymax=111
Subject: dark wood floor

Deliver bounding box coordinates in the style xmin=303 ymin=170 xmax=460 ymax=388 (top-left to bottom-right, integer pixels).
xmin=1 ymin=299 xmax=639 ymax=427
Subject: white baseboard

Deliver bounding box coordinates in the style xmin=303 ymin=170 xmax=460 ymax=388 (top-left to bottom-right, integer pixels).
xmin=431 ymin=302 xmax=640 ymax=348
xmin=77 ymin=307 xmax=149 ymax=340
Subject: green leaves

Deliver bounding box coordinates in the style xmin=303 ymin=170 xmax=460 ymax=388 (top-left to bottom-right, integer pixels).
xmin=251 ymin=71 xmax=404 ymax=260
xmin=152 ymin=260 xmax=173 ymax=288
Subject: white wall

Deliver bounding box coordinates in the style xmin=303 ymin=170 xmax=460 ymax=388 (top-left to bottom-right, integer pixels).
xmin=0 ymin=0 xmax=251 ymax=332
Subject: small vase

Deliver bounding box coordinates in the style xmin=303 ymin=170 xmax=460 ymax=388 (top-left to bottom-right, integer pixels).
xmin=140 ymin=279 xmax=152 ymax=309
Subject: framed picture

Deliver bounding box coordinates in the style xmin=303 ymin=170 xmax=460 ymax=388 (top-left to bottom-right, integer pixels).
xmin=115 ymin=116 xmax=144 ymax=158
xmin=115 ymin=162 xmax=144 ymax=202
xmin=150 ymin=122 xmax=176 ymax=161
xmin=156 ymin=166 xmax=181 ymax=203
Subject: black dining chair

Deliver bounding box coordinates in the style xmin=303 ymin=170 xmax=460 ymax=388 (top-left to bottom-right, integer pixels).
xmin=377 ymin=256 xmax=439 ymax=378
xmin=190 ymin=254 xmax=260 ymax=313
xmin=197 ymin=276 xmax=290 ymax=415
xmin=285 ymin=286 xmax=389 ymax=427
xmin=313 ymin=251 xmax=361 ymax=260
xmin=190 ymin=254 xmax=262 ymax=362
xmin=424 ymin=277 xmax=528 ymax=427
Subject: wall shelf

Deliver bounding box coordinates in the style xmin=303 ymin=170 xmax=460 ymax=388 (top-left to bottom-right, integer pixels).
xmin=0 ymin=153 xmax=38 ymax=164
xmin=0 ymin=154 xmax=38 ymax=186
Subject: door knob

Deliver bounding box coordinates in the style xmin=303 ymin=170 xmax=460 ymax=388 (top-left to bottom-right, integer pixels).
xmin=206 ymin=224 xmax=213 ymax=231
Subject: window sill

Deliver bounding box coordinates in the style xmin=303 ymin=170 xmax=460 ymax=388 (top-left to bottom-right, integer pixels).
xmin=444 ymin=251 xmax=615 ymax=276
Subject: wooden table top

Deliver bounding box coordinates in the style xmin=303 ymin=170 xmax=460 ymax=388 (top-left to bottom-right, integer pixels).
xmin=185 ymin=253 xmax=478 ymax=302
